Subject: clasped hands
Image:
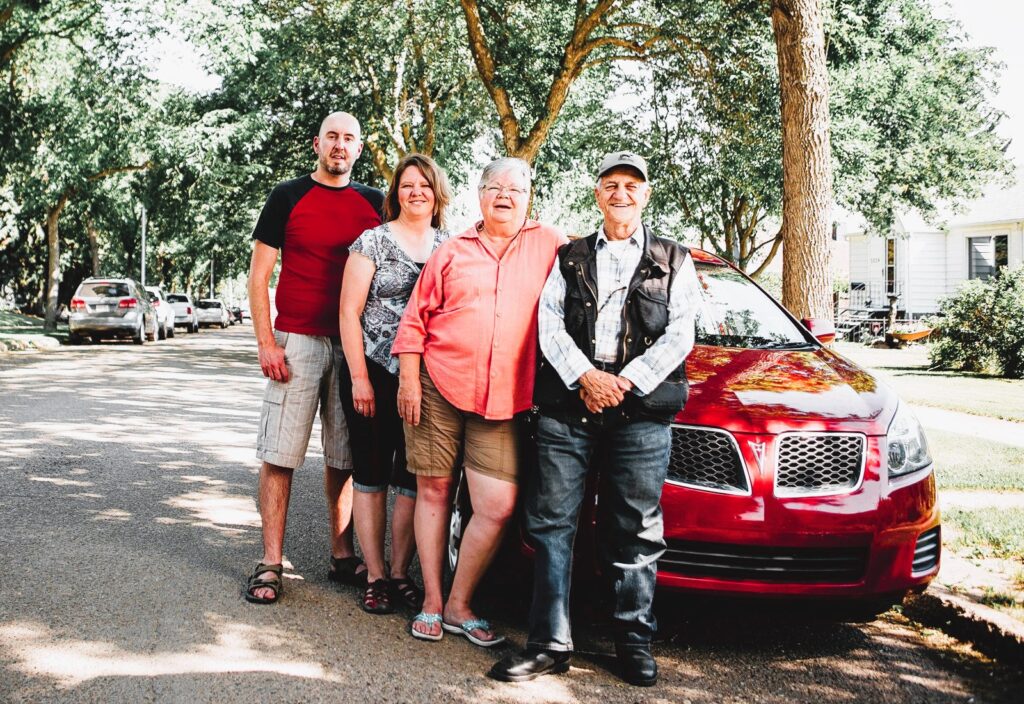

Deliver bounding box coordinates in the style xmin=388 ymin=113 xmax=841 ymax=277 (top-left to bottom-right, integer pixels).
xmin=578 ymin=368 xmax=633 ymax=414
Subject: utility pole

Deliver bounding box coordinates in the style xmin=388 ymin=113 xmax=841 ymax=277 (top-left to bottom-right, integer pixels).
xmin=140 ymin=205 xmax=147 ymax=286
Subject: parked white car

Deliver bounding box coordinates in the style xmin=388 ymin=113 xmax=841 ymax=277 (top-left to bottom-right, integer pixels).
xmin=167 ymin=293 xmax=199 ymax=333
xmin=196 ymin=299 xmax=230 ymax=328
xmin=144 ymin=286 xmax=175 ymax=340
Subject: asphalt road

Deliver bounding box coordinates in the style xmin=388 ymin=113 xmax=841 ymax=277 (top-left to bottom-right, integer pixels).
xmin=1 ymin=326 xmax=1020 ymax=703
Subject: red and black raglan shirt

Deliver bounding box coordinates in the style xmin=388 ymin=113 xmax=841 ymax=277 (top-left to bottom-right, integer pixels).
xmin=252 ymin=175 xmax=384 ymax=336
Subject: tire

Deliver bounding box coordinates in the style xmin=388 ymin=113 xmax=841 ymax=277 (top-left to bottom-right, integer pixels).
xmin=133 ymin=321 xmax=145 ymax=345
xmin=91 ymin=335 xmax=102 ymax=344
xmin=191 ymin=321 xmax=199 ymax=334
xmin=68 ymin=333 xmax=84 ymax=345
xmin=158 ymin=320 xmax=167 ymax=340
xmin=167 ymin=324 xmax=175 ymax=338
xmin=221 ymin=321 xmax=228 ymax=329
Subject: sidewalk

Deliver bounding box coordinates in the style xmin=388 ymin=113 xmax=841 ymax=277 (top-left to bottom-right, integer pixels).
xmin=838 ymin=342 xmax=1024 ymax=663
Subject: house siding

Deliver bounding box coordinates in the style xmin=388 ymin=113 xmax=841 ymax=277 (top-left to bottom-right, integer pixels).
xmin=906 ymin=233 xmax=946 ymax=315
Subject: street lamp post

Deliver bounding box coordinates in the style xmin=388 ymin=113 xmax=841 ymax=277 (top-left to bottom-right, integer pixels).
xmin=140 ymin=205 xmax=147 ymax=286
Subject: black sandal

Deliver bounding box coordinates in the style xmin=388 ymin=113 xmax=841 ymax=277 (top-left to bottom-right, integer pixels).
xmin=244 ymin=562 xmax=283 ymax=604
xmin=328 ymin=556 xmax=367 ymax=587
xmin=390 ymin=577 xmax=424 ymax=610
xmin=362 ymin=578 xmax=394 ymax=614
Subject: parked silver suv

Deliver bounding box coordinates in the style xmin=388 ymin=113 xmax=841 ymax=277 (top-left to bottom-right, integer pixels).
xmin=68 ymin=278 xmax=159 ymax=345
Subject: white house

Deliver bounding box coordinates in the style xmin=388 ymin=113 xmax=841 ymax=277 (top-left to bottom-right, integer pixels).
xmin=842 ymin=182 xmax=1024 ymax=317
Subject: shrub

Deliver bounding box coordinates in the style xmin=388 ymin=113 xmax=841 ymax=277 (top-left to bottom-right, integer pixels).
xmin=929 ymin=266 xmax=1024 ymax=378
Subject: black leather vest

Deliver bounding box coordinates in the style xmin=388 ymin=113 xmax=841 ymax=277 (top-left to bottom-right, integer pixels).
xmin=534 ymin=225 xmax=690 ymax=423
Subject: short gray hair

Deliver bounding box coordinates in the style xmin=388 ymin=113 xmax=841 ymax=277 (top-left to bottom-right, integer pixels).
xmin=478 ymin=157 xmax=532 ymax=190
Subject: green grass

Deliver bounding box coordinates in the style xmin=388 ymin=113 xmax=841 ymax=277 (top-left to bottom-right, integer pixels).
xmin=0 ymin=310 xmax=66 ymax=339
xmin=835 ymin=341 xmax=1024 ymax=422
xmin=931 ymin=431 xmax=1024 ymax=491
xmin=944 ymin=507 xmax=1024 ymax=562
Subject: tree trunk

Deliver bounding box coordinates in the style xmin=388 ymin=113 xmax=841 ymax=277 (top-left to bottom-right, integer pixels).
xmin=87 ymin=218 xmax=100 ymax=275
xmin=771 ymin=0 xmax=833 ymax=320
xmin=43 ymin=194 xmax=70 ymax=331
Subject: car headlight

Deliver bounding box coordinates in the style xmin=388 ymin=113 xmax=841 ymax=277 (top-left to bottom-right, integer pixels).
xmin=886 ymin=403 xmax=932 ymax=477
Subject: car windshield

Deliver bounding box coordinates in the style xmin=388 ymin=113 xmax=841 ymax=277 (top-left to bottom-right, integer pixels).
xmin=167 ymin=295 xmax=188 ymax=303
xmin=197 ymin=301 xmax=221 ymax=309
xmin=78 ymin=282 xmax=130 ymax=298
xmin=694 ymin=263 xmax=811 ymax=349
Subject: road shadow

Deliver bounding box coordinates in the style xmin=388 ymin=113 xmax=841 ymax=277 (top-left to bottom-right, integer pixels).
xmin=1 ymin=328 xmax=1021 ymax=703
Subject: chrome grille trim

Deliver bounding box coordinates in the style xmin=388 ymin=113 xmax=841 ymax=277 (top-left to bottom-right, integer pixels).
xmin=666 ymin=424 xmax=751 ymax=496
xmin=774 ymin=432 xmax=866 ymax=498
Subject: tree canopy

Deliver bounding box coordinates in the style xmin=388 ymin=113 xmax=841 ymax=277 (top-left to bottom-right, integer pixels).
xmin=0 ymin=0 xmax=1013 ymax=323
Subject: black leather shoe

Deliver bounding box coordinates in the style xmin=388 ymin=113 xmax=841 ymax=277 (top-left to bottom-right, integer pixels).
xmin=487 ymin=649 xmax=571 ymax=682
xmin=616 ymin=643 xmax=657 ymax=687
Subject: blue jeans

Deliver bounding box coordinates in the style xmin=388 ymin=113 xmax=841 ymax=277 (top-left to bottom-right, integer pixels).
xmin=525 ymin=414 xmax=671 ymax=652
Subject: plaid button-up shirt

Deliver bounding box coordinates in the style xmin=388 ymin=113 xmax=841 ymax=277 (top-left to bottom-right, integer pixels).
xmin=538 ymin=226 xmax=701 ymax=395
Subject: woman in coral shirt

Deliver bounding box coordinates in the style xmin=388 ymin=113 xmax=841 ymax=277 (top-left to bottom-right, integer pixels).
xmin=392 ymin=157 xmax=566 ymax=645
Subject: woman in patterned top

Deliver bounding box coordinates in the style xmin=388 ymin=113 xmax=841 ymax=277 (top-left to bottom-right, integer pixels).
xmin=338 ymin=153 xmax=450 ymax=614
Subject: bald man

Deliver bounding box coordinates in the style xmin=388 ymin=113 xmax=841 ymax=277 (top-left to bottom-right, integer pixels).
xmin=245 ymin=112 xmax=384 ymax=604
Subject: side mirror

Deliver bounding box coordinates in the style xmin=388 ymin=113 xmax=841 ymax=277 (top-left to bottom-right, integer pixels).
xmin=801 ymin=318 xmax=836 ymax=345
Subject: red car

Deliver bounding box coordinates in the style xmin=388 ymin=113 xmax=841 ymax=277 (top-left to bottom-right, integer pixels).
xmin=448 ymin=249 xmax=939 ymax=610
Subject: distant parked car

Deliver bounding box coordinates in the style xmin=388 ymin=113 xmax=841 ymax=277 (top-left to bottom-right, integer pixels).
xmin=196 ymin=299 xmax=230 ymax=328
xmin=144 ymin=286 xmax=175 ymax=340
xmin=68 ymin=277 xmax=159 ymax=345
xmin=167 ymin=293 xmax=199 ymax=333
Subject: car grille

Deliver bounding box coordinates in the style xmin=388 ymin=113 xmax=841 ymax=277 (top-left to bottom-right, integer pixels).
xmin=775 ymin=433 xmax=865 ymax=496
xmin=912 ymin=527 xmax=941 ymax=574
xmin=667 ymin=425 xmax=749 ymax=494
xmin=662 ymin=540 xmax=869 ymax=583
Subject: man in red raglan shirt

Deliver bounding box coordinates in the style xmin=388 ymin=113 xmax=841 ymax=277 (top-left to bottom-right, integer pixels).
xmin=244 ymin=112 xmax=384 ymax=604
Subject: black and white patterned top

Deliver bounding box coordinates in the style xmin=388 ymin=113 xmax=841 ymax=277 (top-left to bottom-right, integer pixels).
xmin=349 ymin=223 xmax=449 ymax=375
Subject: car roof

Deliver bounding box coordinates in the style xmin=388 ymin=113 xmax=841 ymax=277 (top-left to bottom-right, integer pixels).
xmin=689 ymin=248 xmax=729 ymax=266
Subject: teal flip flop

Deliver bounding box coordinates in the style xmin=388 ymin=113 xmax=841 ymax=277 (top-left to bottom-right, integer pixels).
xmin=442 ymin=618 xmax=506 ymax=648
xmin=410 ymin=612 xmax=443 ymax=641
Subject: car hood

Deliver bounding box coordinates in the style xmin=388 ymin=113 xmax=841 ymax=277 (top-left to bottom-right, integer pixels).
xmin=678 ymin=345 xmax=898 ymax=436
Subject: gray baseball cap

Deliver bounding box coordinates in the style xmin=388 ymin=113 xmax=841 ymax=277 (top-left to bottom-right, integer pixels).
xmin=596 ymin=151 xmax=649 ymax=181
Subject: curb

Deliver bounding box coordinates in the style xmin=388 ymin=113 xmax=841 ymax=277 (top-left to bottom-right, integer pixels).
xmin=0 ymin=334 xmax=62 ymax=352
xmin=903 ymin=585 xmax=1024 ymax=666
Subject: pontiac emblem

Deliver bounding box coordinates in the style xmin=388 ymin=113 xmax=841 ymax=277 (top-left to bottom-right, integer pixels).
xmin=749 ymin=441 xmax=768 ymax=476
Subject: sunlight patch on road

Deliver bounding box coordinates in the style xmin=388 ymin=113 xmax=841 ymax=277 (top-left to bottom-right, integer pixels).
xmin=29 ymin=477 xmax=93 ymax=487
xmin=456 ymin=676 xmax=581 ymax=703
xmin=162 ymin=488 xmax=261 ymax=531
xmin=0 ymin=618 xmax=342 ymax=688
xmin=89 ymin=508 xmax=132 ymax=522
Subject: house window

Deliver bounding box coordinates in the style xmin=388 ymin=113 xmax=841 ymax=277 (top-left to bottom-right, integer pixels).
xmin=885 ymin=238 xmax=897 ymax=294
xmin=969 ymin=235 xmax=1008 ymax=280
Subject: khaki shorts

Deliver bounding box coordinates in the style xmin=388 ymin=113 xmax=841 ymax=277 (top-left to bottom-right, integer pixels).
xmin=405 ymin=365 xmax=519 ymax=483
xmin=256 ymin=331 xmax=351 ymax=470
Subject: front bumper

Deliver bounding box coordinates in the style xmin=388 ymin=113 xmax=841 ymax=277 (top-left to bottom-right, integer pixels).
xmin=656 ymin=442 xmax=940 ymax=598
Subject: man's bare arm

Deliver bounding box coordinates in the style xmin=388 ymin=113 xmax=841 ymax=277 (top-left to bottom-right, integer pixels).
xmin=248 ymin=241 xmax=289 ymax=382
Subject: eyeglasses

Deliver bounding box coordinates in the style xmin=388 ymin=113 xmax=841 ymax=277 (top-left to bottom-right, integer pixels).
xmin=481 ymin=184 xmax=528 ymax=197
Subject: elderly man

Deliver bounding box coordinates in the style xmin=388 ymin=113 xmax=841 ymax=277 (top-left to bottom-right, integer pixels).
xmin=489 ymin=152 xmax=701 ymax=686
xmin=244 ymin=112 xmax=383 ymax=603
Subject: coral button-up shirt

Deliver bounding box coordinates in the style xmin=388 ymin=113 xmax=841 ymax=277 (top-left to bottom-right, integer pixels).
xmin=392 ymin=219 xmax=566 ymax=420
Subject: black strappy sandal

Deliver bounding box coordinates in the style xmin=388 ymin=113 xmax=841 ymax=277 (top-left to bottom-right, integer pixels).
xmin=361 ymin=578 xmax=394 ymax=614
xmin=328 ymin=556 xmax=367 ymax=587
xmin=389 ymin=577 xmax=424 ymax=610
xmin=244 ymin=562 xmax=283 ymax=604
